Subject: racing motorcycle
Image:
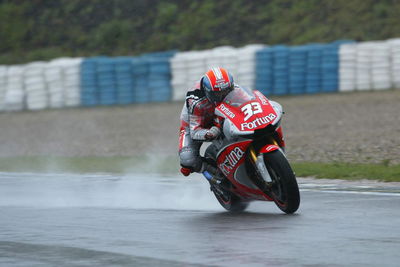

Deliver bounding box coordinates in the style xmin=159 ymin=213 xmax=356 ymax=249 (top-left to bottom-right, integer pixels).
xmin=202 ymin=87 xmax=300 ymax=214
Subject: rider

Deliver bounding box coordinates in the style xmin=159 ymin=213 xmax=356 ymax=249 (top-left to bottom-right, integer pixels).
xmin=178 ymin=67 xmax=286 ymax=181
xmin=178 ymin=67 xmax=233 ymax=181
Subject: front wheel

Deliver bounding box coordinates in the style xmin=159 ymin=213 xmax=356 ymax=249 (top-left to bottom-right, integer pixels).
xmin=263 ymin=150 xmax=300 ymax=214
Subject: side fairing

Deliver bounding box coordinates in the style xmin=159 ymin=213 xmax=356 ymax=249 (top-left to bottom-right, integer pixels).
xmin=216 ymin=140 xmax=251 ymax=178
xmin=233 ymin=164 xmax=259 ymax=190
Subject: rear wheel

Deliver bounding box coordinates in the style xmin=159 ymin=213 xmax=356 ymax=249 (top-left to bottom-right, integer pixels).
xmin=263 ymin=150 xmax=300 ymax=214
xmin=212 ymin=186 xmax=249 ymax=212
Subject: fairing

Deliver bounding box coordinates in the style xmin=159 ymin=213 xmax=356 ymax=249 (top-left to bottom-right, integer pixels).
xmin=215 ymin=88 xmax=281 ymax=135
xmin=212 ymin=87 xmax=284 ymax=201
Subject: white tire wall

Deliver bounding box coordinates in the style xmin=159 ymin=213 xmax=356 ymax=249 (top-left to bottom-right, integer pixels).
xmin=370 ymin=41 xmax=391 ymax=90
xmin=235 ymin=44 xmax=265 ymax=90
xmin=339 ymin=44 xmax=357 ymax=92
xmin=63 ymin=58 xmax=82 ymax=107
xmin=45 ymin=59 xmax=65 ymax=108
xmin=44 ymin=57 xmax=82 ymax=108
xmin=24 ymin=62 xmax=48 ymax=110
xmin=0 ymin=66 xmax=7 ymax=111
xmin=388 ymin=38 xmax=400 ymax=89
xmin=171 ymin=44 xmax=265 ymax=101
xmin=4 ymin=66 xmax=25 ymax=111
xmin=355 ymin=42 xmax=373 ymax=91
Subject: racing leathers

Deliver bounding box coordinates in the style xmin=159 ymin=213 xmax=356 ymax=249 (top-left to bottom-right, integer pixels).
xmin=178 ymin=81 xmax=221 ymax=175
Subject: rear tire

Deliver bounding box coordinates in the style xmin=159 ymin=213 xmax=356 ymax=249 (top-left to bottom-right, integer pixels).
xmin=212 ymin=188 xmax=249 ymax=212
xmin=263 ymin=150 xmax=300 ymax=214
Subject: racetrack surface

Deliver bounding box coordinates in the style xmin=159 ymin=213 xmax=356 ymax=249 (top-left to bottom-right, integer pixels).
xmin=1 ymin=172 xmax=400 ymax=266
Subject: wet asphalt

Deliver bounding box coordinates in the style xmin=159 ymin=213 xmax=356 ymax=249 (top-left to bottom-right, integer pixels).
xmin=1 ymin=172 xmax=399 ymax=267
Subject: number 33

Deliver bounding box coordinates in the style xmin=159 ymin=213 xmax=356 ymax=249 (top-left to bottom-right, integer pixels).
xmin=241 ymin=102 xmax=262 ymax=121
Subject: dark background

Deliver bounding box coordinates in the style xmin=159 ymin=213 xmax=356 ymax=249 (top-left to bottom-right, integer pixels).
xmin=1 ymin=0 xmax=399 ymax=64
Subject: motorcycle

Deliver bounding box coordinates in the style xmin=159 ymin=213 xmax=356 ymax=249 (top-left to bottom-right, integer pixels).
xmin=202 ymin=86 xmax=300 ymax=214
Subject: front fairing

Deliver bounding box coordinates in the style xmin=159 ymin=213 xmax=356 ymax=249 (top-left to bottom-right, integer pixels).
xmin=215 ymin=87 xmax=282 ymax=137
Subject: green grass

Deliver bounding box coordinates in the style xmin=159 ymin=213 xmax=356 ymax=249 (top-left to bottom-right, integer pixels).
xmin=292 ymin=162 xmax=400 ymax=182
xmin=0 ymin=156 xmax=399 ymax=182
xmin=0 ymin=156 xmax=179 ymax=174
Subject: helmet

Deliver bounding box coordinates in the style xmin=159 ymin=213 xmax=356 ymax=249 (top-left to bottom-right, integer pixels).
xmin=201 ymin=67 xmax=234 ymax=104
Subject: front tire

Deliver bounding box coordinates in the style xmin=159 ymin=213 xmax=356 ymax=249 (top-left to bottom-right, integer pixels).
xmin=263 ymin=150 xmax=300 ymax=214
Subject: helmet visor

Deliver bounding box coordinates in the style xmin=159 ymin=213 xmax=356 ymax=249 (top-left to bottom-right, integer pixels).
xmin=207 ymin=86 xmax=234 ymax=103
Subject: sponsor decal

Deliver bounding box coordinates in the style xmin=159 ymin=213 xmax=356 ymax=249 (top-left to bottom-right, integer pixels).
xmin=219 ymin=147 xmax=245 ymax=176
xmin=255 ymin=91 xmax=268 ymax=105
xmin=214 ymin=81 xmax=230 ymax=89
xmin=219 ymin=104 xmax=235 ymax=118
xmin=264 ymin=145 xmax=279 ymax=152
xmin=241 ymin=113 xmax=276 ymax=131
xmin=211 ymin=68 xmax=231 ymax=89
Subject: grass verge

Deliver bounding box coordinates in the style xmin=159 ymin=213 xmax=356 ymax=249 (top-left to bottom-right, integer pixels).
xmin=292 ymin=162 xmax=400 ymax=182
xmin=0 ymin=156 xmax=399 ymax=182
xmin=0 ymin=156 xmax=179 ymax=174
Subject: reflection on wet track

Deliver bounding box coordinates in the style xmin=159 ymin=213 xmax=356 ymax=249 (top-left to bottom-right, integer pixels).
xmin=1 ymin=172 xmax=400 ymax=266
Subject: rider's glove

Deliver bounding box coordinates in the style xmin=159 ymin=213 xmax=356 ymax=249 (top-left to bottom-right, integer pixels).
xmin=205 ymin=126 xmax=221 ymax=140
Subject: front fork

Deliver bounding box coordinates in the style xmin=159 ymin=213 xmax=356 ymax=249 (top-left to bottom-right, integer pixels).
xmin=248 ymin=137 xmax=279 ymax=190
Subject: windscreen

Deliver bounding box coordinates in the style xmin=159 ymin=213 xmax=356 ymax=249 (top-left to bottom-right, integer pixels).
xmin=223 ymin=87 xmax=255 ymax=107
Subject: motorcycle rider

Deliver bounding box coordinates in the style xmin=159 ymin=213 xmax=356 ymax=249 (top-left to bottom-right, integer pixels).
xmin=178 ymin=67 xmax=233 ymax=182
xmin=178 ymin=67 xmax=286 ymax=182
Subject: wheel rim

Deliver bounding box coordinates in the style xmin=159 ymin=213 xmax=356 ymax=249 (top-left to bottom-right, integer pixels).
xmin=268 ymin=167 xmax=288 ymax=207
xmin=218 ymin=191 xmax=232 ymax=205
xmin=213 ymin=185 xmax=232 ymax=205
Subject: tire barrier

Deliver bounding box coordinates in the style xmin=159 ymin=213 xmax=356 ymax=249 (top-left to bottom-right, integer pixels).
xmin=24 ymin=62 xmax=48 ymax=110
xmin=321 ymin=43 xmax=341 ymax=93
xmin=389 ymin=38 xmax=400 ymax=89
xmin=0 ymin=66 xmax=7 ymax=110
xmin=0 ymin=58 xmax=82 ymax=111
xmin=80 ymin=51 xmax=175 ymax=107
xmin=271 ymin=45 xmax=289 ymax=95
xmin=339 ymin=43 xmax=357 ymax=92
xmin=339 ymin=39 xmax=400 ymax=92
xmin=0 ymin=38 xmax=399 ymax=112
xmin=115 ymin=57 xmax=134 ymax=105
xmin=4 ymin=65 xmax=25 ymax=111
xmin=256 ymin=41 xmax=354 ymax=96
xmin=306 ymin=44 xmax=323 ymax=94
xmin=171 ymin=44 xmax=265 ymax=101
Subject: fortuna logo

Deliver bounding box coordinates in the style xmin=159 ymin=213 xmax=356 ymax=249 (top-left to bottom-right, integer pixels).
xmin=214 ymin=81 xmax=230 ymax=89
xmin=220 ymin=104 xmax=235 ymax=118
xmin=241 ymin=113 xmax=276 ymax=130
xmin=219 ymin=147 xmax=245 ymax=176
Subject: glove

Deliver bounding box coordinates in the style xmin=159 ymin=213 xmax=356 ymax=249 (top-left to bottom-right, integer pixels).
xmin=205 ymin=126 xmax=221 ymax=140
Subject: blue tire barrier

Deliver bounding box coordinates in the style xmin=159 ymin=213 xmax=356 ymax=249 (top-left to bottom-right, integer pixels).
xmin=81 ymin=58 xmax=101 ymax=106
xmin=289 ymin=46 xmax=307 ymax=94
xmin=255 ymin=47 xmax=273 ymax=96
xmin=96 ymin=58 xmax=117 ymax=106
xmin=321 ymin=43 xmax=340 ymax=93
xmin=271 ymin=45 xmax=289 ymax=95
xmin=115 ymin=57 xmax=134 ymax=104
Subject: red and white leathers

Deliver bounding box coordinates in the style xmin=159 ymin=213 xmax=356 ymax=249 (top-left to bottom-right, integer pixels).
xmin=178 ymin=81 xmax=217 ymax=174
